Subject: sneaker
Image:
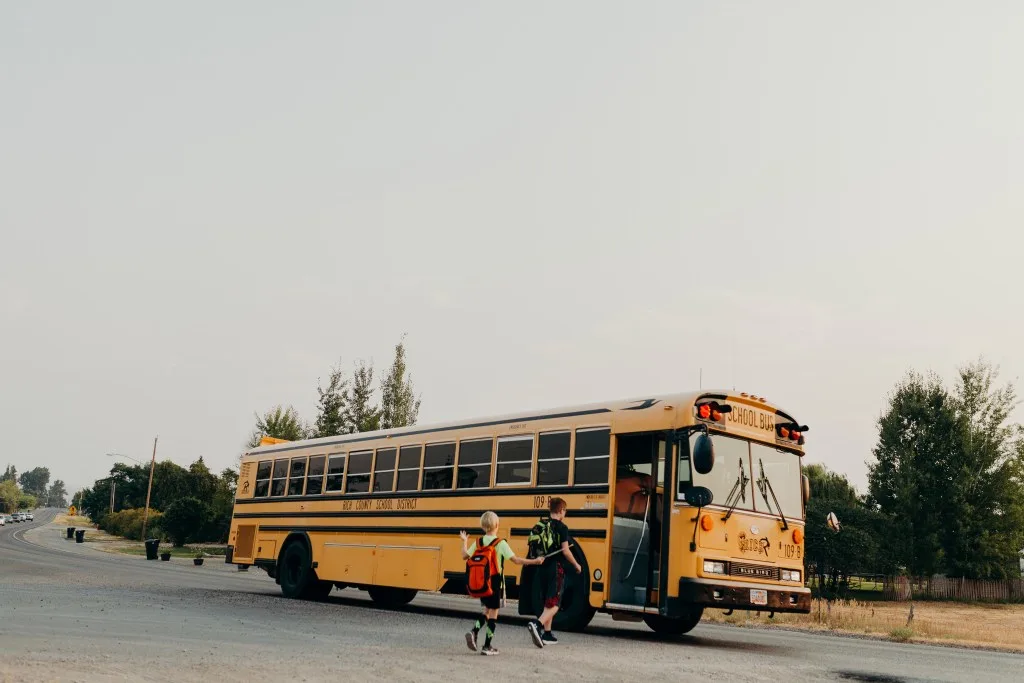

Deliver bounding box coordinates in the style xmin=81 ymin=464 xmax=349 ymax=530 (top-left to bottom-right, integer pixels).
xmin=481 ymin=645 xmax=500 ymax=656
xmin=527 ymin=620 xmax=545 ymax=648
xmin=465 ymin=631 xmax=478 ymax=652
xmin=542 ymin=632 xmax=559 ymax=645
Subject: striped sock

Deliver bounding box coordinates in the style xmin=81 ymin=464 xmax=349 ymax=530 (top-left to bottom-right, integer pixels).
xmin=484 ymin=619 xmax=497 ymax=647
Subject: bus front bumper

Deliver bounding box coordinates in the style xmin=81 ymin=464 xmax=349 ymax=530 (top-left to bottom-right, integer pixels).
xmin=677 ymin=577 xmax=812 ymax=614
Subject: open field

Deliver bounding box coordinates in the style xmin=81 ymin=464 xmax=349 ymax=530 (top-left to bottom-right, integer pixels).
xmin=704 ymin=599 xmax=1024 ymax=652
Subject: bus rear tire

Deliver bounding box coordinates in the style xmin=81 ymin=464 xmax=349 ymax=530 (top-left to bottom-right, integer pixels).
xmin=367 ymin=586 xmax=417 ymax=607
xmin=643 ymin=607 xmax=704 ymax=635
xmin=279 ymin=540 xmax=332 ymax=601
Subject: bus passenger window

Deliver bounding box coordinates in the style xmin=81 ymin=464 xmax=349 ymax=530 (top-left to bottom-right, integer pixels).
xmin=325 ymin=454 xmax=345 ymax=492
xmin=270 ymin=459 xmax=289 ymax=497
xmin=346 ymin=452 xmax=372 ymax=493
xmin=288 ymin=458 xmax=307 ymax=496
xmin=373 ymin=448 xmax=397 ymax=492
xmin=537 ymin=432 xmax=570 ymax=486
xmin=254 ymin=460 xmax=272 ymax=497
xmin=396 ymin=446 xmax=422 ymax=491
xmin=496 ymin=436 xmax=534 ymax=486
xmin=306 ymin=455 xmax=325 ymax=496
xmin=457 ymin=439 xmax=493 ymax=489
xmin=422 ymin=443 xmax=455 ymax=490
xmin=574 ymin=428 xmax=610 ymax=485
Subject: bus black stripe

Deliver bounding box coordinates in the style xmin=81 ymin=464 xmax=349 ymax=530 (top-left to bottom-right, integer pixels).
xmin=255 ymin=524 xmax=607 ymax=539
xmin=233 ymin=484 xmax=609 ymax=505
xmin=233 ymin=509 xmax=609 ymax=520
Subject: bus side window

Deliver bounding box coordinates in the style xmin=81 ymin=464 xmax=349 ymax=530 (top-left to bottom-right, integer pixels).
xmin=422 ymin=443 xmax=455 ymax=490
xmin=537 ymin=431 xmax=571 ymax=486
xmin=306 ymin=455 xmax=325 ymax=496
xmin=373 ymin=448 xmax=397 ymax=492
xmin=254 ymin=460 xmax=272 ymax=497
xmin=325 ymin=454 xmax=345 ymax=492
xmin=270 ymin=459 xmax=289 ymax=496
xmin=574 ymin=428 xmax=610 ymax=485
xmin=395 ymin=445 xmax=422 ymax=491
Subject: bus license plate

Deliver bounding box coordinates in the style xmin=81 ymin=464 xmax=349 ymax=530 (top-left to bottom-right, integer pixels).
xmin=750 ymin=589 xmax=768 ymax=606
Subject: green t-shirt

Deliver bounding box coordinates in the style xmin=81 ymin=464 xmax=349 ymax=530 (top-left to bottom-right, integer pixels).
xmin=467 ymin=535 xmax=515 ymax=572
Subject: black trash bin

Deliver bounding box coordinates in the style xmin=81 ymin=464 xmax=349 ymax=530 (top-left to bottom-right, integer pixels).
xmin=66 ymin=527 xmax=75 ymax=539
xmin=144 ymin=538 xmax=160 ymax=561
xmin=75 ymin=529 xmax=85 ymax=543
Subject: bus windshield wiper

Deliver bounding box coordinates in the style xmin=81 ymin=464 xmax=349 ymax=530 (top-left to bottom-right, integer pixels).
xmin=720 ymin=457 xmax=749 ymax=522
xmin=756 ymin=458 xmax=789 ymax=531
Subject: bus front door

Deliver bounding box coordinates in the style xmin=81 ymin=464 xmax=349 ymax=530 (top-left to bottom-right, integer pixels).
xmin=609 ymin=433 xmax=666 ymax=607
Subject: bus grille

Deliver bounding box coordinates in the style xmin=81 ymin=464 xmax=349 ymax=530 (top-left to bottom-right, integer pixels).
xmin=729 ymin=562 xmax=779 ymax=580
xmin=235 ymin=524 xmax=256 ymax=559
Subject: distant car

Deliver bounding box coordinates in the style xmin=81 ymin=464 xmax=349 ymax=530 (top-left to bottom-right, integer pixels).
xmin=13 ymin=513 xmax=23 ymax=522
xmin=25 ymin=512 xmax=34 ymax=521
xmin=0 ymin=515 xmax=5 ymax=526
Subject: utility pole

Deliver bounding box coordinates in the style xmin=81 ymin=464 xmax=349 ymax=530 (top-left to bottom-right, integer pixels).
xmin=141 ymin=436 xmax=158 ymax=540
xmin=109 ymin=480 xmax=116 ymax=514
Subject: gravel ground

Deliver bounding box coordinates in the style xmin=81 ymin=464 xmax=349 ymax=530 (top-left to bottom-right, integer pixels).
xmin=2 ymin=510 xmax=1022 ymax=682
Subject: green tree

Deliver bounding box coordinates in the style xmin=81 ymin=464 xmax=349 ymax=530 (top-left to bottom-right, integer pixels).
xmin=47 ymin=479 xmax=68 ymax=508
xmin=160 ymin=497 xmax=212 ymax=547
xmin=248 ymin=405 xmax=308 ymax=448
xmin=867 ymin=371 xmax=955 ymax=577
xmin=1 ymin=465 xmax=17 ymax=483
xmin=0 ymin=479 xmax=20 ymax=513
xmin=867 ymin=362 xmax=1024 ymax=579
xmin=803 ymin=463 xmax=892 ymax=594
xmin=348 ymin=360 xmax=381 ymax=433
xmin=313 ymin=362 xmax=350 ymax=438
xmin=940 ymin=361 xmax=1024 ymax=579
xmin=18 ymin=467 xmax=50 ymax=498
xmin=379 ymin=335 xmax=421 ymax=430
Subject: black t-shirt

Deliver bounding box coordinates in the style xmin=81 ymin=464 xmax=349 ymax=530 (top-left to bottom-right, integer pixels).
xmin=542 ymin=518 xmax=571 ymax=569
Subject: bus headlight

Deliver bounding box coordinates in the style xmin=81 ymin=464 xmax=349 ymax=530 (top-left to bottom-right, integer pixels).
xmin=703 ymin=560 xmax=727 ymax=575
xmin=781 ymin=569 xmax=801 ymax=582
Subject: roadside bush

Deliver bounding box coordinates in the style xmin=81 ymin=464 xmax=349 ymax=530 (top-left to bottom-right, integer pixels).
xmin=160 ymin=497 xmax=212 ymax=547
xmin=100 ymin=508 xmax=164 ymax=541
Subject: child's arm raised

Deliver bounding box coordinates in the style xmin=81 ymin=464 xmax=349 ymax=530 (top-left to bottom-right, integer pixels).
xmin=459 ymin=530 xmax=472 ymax=560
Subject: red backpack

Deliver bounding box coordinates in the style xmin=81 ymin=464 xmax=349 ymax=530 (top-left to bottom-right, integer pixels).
xmin=466 ymin=537 xmax=502 ymax=598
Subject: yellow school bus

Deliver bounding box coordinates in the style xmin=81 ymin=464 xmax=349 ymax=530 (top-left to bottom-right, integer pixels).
xmin=228 ymin=391 xmax=811 ymax=633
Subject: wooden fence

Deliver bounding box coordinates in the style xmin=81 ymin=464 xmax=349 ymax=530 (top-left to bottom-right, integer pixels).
xmin=882 ymin=575 xmax=1024 ymax=602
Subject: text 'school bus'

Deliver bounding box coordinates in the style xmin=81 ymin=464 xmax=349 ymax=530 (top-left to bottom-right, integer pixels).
xmin=228 ymin=391 xmax=811 ymax=634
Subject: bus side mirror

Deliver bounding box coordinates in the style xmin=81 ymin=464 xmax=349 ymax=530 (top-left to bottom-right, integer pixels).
xmin=692 ymin=433 xmax=715 ymax=474
xmin=682 ymin=485 xmax=713 ymax=508
xmin=802 ymin=474 xmax=811 ymax=505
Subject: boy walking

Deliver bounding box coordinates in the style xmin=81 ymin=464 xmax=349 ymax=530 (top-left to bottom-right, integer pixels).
xmin=460 ymin=511 xmax=542 ymax=655
xmin=527 ymin=497 xmax=582 ymax=647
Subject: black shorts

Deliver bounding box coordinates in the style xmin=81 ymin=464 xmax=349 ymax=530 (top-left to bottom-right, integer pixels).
xmin=541 ymin=562 xmax=565 ymax=608
xmin=479 ymin=575 xmax=503 ymax=609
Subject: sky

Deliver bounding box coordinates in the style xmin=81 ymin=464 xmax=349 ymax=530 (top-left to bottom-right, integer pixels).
xmin=2 ymin=2 xmax=1023 ymax=497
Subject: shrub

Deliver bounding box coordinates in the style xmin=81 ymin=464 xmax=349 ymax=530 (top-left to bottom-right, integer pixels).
xmin=889 ymin=626 xmax=914 ymax=642
xmin=160 ymin=497 xmax=212 ymax=547
xmin=99 ymin=508 xmax=164 ymax=541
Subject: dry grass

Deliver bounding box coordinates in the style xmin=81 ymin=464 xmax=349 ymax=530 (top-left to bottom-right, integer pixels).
xmin=703 ymin=599 xmax=1024 ymax=652
xmin=52 ymin=514 xmax=92 ymax=527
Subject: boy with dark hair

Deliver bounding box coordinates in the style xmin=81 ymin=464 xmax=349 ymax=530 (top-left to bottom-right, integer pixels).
xmin=460 ymin=511 xmax=542 ymax=655
xmin=527 ymin=497 xmax=581 ymax=647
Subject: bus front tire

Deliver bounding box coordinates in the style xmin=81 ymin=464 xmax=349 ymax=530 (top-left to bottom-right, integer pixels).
xmin=278 ymin=541 xmax=332 ymax=601
xmin=643 ymin=607 xmax=704 ymax=635
xmin=367 ymin=586 xmax=417 ymax=607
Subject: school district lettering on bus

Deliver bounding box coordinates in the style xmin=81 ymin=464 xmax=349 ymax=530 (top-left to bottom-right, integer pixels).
xmin=227 ymin=390 xmax=811 ymax=634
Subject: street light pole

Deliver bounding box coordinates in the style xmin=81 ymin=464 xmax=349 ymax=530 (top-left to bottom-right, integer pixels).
xmin=141 ymin=436 xmax=158 ymax=540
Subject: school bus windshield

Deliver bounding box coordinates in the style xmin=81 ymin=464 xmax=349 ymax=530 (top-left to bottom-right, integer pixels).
xmin=682 ymin=433 xmax=804 ymax=520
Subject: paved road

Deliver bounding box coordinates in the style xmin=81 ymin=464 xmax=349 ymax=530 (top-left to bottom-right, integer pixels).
xmin=1 ymin=510 xmax=1021 ymax=682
